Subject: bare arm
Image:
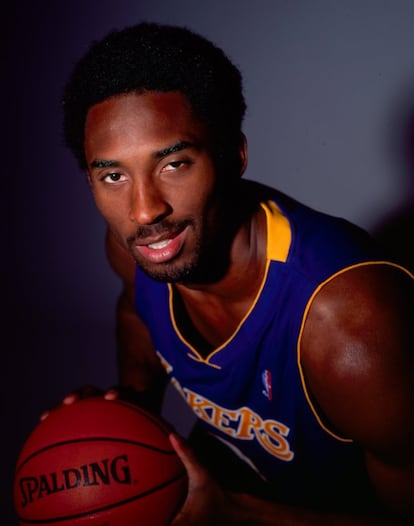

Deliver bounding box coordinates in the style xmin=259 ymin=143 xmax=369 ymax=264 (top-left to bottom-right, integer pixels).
xmin=300 ymin=263 xmax=414 ymax=519
xmin=171 ymin=263 xmax=414 ymax=525
xmin=106 ymin=228 xmax=168 ymax=413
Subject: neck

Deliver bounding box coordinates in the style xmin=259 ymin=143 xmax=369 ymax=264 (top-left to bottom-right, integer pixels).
xmin=176 ymin=199 xmax=267 ymax=300
xmin=173 ymin=203 xmax=267 ymax=352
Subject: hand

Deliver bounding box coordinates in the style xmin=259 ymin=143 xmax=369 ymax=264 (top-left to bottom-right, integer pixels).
xmin=40 ymin=384 xmax=156 ymax=421
xmin=40 ymin=384 xmax=104 ymax=421
xmin=105 ymin=384 xmax=165 ymax=413
xmin=169 ymin=433 xmax=237 ymax=526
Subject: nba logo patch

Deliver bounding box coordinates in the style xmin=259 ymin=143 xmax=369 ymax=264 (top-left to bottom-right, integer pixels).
xmin=261 ymin=369 xmax=272 ymax=400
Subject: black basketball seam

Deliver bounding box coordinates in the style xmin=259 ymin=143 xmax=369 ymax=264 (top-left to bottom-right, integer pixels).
xmin=16 ymin=437 xmax=177 ymax=472
xmin=16 ymin=470 xmax=187 ymax=524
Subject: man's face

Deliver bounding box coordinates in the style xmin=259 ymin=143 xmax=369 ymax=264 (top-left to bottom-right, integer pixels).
xmin=84 ymin=91 xmax=231 ymax=283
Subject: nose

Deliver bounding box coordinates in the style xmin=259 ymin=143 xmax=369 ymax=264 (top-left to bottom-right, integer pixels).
xmin=128 ymin=180 xmax=171 ymax=225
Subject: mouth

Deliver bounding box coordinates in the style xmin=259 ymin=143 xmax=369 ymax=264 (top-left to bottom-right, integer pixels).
xmin=147 ymin=238 xmax=173 ymax=250
xmin=131 ymin=226 xmax=189 ymax=264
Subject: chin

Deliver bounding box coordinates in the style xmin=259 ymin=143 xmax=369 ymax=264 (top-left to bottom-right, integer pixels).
xmin=137 ymin=258 xmax=200 ymax=283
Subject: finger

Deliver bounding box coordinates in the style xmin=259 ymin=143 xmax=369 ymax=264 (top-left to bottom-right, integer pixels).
xmin=78 ymin=385 xmax=104 ymax=398
xmin=63 ymin=385 xmax=101 ymax=401
xmin=103 ymin=384 xmax=143 ymax=405
xmin=39 ymin=410 xmax=49 ymax=421
xmin=40 ymin=385 xmax=103 ymax=421
xmin=169 ymin=433 xmax=192 ymax=465
xmin=104 ymin=388 xmax=119 ymax=400
xmin=169 ymin=433 xmax=209 ymax=483
xmin=39 ymin=394 xmax=77 ymax=422
xmin=39 ymin=392 xmax=80 ymax=421
xmin=62 ymin=392 xmax=79 ymax=405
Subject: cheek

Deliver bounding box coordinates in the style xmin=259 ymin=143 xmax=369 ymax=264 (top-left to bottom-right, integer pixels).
xmin=186 ymin=173 xmax=219 ymax=214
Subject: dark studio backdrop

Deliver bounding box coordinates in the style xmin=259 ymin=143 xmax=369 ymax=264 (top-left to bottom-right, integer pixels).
xmin=4 ymin=1 xmax=414 ymax=524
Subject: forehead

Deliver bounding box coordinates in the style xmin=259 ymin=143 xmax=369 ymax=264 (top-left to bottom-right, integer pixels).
xmin=84 ymin=91 xmax=210 ymax=154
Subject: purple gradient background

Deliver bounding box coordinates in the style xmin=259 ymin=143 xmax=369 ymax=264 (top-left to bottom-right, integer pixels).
xmin=4 ymin=2 xmax=414 ymax=524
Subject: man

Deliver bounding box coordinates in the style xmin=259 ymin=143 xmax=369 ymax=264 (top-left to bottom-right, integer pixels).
xmin=62 ymin=22 xmax=414 ymax=524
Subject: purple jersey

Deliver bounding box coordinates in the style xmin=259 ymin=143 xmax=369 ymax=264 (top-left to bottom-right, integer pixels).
xmin=134 ymin=183 xmax=411 ymax=510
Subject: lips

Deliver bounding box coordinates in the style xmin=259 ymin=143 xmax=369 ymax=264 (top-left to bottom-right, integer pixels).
xmin=133 ymin=227 xmax=189 ymax=264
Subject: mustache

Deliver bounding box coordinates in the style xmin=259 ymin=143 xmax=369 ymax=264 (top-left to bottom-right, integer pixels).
xmin=126 ymin=219 xmax=193 ymax=244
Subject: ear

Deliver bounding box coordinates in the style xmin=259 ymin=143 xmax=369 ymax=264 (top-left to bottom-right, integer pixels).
xmin=239 ymin=133 xmax=248 ymax=177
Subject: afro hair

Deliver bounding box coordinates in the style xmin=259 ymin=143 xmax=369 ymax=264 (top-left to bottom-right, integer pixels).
xmin=63 ymin=22 xmax=246 ymax=172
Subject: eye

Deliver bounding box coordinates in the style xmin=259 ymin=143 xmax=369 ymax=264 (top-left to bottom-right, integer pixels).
xmin=102 ymin=172 xmax=126 ymax=184
xmin=161 ymin=160 xmax=189 ymax=173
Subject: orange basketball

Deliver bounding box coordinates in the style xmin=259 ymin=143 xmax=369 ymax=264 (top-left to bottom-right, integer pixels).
xmin=14 ymin=398 xmax=187 ymax=525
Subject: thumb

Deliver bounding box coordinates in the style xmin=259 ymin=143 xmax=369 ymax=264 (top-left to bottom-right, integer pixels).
xmin=169 ymin=433 xmax=209 ymax=486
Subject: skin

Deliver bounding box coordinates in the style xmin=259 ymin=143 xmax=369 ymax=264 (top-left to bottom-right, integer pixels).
xmin=80 ymin=91 xmax=414 ymax=524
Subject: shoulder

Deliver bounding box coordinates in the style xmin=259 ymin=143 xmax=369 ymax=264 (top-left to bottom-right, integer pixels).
xmin=303 ymin=262 xmax=412 ymax=343
xmin=300 ymin=262 xmax=414 ymax=447
xmin=300 ymin=263 xmax=414 ymax=518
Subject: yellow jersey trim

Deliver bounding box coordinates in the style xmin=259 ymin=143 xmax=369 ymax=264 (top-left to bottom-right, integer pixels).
xmin=168 ymin=261 xmax=272 ymax=368
xmin=167 ymin=199 xmax=291 ymax=366
xmin=261 ymin=200 xmax=292 ymax=262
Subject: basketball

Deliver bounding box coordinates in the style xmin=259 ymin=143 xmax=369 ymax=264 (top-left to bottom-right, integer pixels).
xmin=13 ymin=397 xmax=187 ymax=525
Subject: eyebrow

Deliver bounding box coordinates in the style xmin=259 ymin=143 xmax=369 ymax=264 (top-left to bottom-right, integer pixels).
xmin=89 ymin=141 xmax=197 ymax=170
xmin=153 ymin=140 xmax=196 ymax=159
xmin=90 ymin=159 xmax=119 ymax=169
